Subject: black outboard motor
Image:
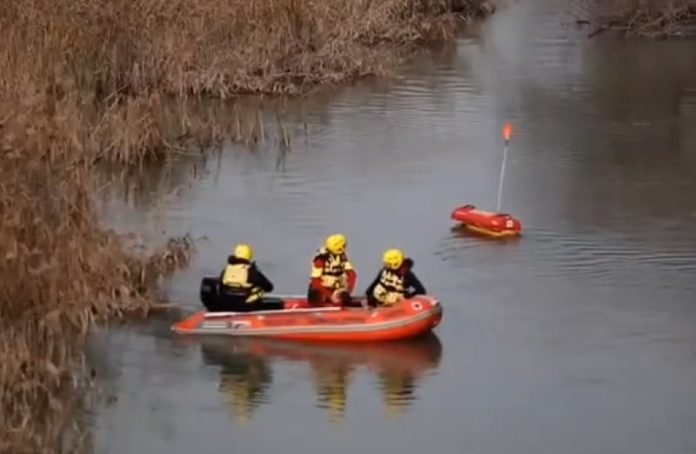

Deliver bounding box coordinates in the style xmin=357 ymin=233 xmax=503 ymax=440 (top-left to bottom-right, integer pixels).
xmin=200 ymin=277 xmax=221 ymax=311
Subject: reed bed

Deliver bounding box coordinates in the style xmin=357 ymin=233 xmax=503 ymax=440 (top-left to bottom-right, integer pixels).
xmin=3 ymin=0 xmax=493 ymax=100
xmin=16 ymin=0 xmax=491 ymax=96
xmin=0 ymin=90 xmax=196 ymax=452
xmin=2 ymin=0 xmax=493 ymax=164
xmin=0 ymin=0 xmax=492 ymax=451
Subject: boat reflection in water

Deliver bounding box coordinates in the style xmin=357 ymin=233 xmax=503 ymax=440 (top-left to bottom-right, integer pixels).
xmin=198 ymin=333 xmax=443 ymax=425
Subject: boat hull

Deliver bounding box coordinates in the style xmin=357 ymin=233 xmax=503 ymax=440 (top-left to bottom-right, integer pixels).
xmin=172 ymin=296 xmax=443 ymax=342
xmin=451 ymin=204 xmax=522 ymax=237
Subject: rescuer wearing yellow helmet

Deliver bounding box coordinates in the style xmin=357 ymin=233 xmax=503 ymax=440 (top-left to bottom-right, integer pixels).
xmin=214 ymin=243 xmax=279 ymax=312
xmin=308 ymin=234 xmax=357 ymax=306
xmin=364 ymin=248 xmax=426 ymax=307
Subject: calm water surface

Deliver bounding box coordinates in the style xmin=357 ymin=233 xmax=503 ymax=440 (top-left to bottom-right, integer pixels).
xmin=93 ymin=0 xmax=696 ymax=453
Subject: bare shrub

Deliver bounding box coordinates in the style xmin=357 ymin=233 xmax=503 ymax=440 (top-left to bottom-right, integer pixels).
xmin=593 ymin=0 xmax=696 ymax=37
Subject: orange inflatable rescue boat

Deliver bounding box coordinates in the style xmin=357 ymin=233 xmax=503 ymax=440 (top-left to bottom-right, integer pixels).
xmin=172 ymin=295 xmax=443 ymax=342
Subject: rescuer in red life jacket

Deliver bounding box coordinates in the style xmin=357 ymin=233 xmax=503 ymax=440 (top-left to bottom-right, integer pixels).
xmin=307 ymin=234 xmax=357 ymax=306
xmin=364 ymin=248 xmax=426 ymax=308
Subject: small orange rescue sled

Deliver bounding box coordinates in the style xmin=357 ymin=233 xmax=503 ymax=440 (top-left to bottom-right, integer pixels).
xmin=172 ymin=296 xmax=443 ymax=343
xmin=451 ymin=204 xmax=522 ymax=238
xmin=451 ymin=122 xmax=523 ymax=238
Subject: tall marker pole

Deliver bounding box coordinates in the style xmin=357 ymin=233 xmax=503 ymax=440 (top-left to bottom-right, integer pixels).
xmin=496 ymin=122 xmax=513 ymax=213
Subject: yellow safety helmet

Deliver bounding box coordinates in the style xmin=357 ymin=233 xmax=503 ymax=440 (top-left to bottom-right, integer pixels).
xmin=383 ymin=248 xmax=404 ymax=270
xmin=233 ymin=243 xmax=254 ymax=261
xmin=325 ymin=234 xmax=347 ymax=255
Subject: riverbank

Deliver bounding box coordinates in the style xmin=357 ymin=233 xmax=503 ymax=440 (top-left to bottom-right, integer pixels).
xmin=0 ymin=0 xmax=494 ymax=451
xmin=591 ymin=0 xmax=696 ymax=38
xmin=0 ymin=100 xmax=195 ymax=451
xmin=3 ymin=0 xmax=495 ymax=165
xmin=8 ymin=0 xmax=493 ymax=98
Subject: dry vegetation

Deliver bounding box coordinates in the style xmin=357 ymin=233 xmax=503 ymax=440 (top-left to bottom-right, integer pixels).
xmin=0 ymin=91 xmax=196 ymax=452
xmin=592 ymin=0 xmax=696 ymax=38
xmin=0 ymin=0 xmax=492 ymax=451
xmin=5 ymin=0 xmax=493 ymax=99
xmin=2 ymin=0 xmax=494 ymax=163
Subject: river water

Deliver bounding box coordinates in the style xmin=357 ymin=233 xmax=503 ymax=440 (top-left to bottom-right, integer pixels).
xmin=91 ymin=0 xmax=696 ymax=453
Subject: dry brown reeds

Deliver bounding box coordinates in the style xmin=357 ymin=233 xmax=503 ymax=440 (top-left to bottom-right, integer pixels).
xmin=2 ymin=0 xmax=494 ymax=165
xmin=592 ymin=0 xmax=696 ymax=38
xmin=0 ymin=90 xmax=196 ymax=452
xmin=3 ymin=0 xmax=492 ymax=99
xmin=0 ymin=0 xmax=493 ymax=451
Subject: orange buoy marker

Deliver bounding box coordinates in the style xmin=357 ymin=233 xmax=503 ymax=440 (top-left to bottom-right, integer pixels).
xmin=450 ymin=122 xmax=523 ymax=238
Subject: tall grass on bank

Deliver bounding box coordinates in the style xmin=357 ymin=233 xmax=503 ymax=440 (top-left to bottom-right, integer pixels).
xmin=593 ymin=0 xmax=696 ymax=37
xmin=0 ymin=92 xmax=194 ymax=452
xmin=3 ymin=0 xmax=493 ymax=99
xmin=2 ymin=0 xmax=494 ymax=165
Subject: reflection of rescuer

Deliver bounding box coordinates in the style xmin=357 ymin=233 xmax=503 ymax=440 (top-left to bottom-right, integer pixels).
xmin=379 ymin=370 xmax=417 ymax=420
xmin=312 ymin=360 xmax=354 ymax=424
xmin=307 ymin=234 xmax=357 ymax=306
xmin=216 ymin=353 xmax=273 ymax=427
